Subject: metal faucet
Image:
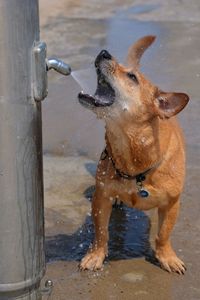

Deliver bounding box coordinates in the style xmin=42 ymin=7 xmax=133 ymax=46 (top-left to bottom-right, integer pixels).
xmin=46 ymin=57 xmax=71 ymax=75
xmin=33 ymin=42 xmax=71 ymax=101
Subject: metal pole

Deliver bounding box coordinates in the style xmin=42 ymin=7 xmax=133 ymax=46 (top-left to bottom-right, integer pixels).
xmin=0 ymin=0 xmax=45 ymax=299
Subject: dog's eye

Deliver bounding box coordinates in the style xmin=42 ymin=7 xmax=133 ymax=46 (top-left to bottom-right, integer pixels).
xmin=127 ymin=72 xmax=138 ymax=83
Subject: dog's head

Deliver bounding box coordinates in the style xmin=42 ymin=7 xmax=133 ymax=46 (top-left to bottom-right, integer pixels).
xmin=78 ymin=36 xmax=189 ymax=122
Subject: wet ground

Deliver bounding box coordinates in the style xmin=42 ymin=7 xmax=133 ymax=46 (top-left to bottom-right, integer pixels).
xmin=39 ymin=1 xmax=200 ymax=299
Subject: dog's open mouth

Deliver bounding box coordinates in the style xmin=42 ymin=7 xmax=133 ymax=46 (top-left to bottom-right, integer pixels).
xmin=78 ymin=71 xmax=115 ymax=108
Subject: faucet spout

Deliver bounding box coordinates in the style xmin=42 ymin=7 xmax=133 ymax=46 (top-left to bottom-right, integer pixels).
xmin=46 ymin=57 xmax=71 ymax=75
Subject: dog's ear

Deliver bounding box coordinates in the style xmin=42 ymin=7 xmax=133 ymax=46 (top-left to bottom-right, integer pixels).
xmin=127 ymin=35 xmax=156 ymax=67
xmin=155 ymin=92 xmax=189 ymax=119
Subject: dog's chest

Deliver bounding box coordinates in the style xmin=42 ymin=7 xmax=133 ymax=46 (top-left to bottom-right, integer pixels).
xmin=106 ymin=124 xmax=157 ymax=174
xmin=106 ymin=126 xmax=137 ymax=173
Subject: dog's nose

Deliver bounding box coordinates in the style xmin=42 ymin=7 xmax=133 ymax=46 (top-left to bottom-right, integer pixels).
xmin=99 ymin=50 xmax=112 ymax=60
xmin=95 ymin=50 xmax=112 ymax=67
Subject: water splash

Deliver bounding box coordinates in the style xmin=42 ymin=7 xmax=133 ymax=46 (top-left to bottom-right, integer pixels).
xmin=71 ymin=67 xmax=97 ymax=95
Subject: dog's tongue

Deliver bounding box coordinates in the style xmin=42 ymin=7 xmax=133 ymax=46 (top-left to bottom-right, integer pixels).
xmin=71 ymin=67 xmax=96 ymax=95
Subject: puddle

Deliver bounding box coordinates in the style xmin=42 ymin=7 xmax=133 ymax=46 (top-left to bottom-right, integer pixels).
xmin=46 ymin=205 xmax=152 ymax=262
xmin=127 ymin=4 xmax=160 ymax=15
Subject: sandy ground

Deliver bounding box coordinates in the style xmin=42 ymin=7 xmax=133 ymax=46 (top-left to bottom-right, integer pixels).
xmin=39 ymin=0 xmax=200 ymax=299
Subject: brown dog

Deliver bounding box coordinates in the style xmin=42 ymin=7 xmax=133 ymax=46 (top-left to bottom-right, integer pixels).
xmin=78 ymin=36 xmax=189 ymax=274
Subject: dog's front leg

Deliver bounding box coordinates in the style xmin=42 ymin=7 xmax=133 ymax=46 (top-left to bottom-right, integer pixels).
xmin=80 ymin=187 xmax=113 ymax=271
xmin=155 ymin=198 xmax=186 ymax=274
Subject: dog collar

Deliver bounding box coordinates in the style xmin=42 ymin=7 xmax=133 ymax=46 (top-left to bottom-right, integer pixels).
xmin=101 ymin=148 xmax=160 ymax=198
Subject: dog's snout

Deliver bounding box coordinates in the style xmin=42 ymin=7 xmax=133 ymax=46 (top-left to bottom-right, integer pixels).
xmin=95 ymin=50 xmax=112 ymax=67
xmin=100 ymin=50 xmax=112 ymax=60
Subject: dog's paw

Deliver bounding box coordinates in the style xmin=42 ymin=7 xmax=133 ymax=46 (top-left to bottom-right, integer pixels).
xmin=79 ymin=248 xmax=106 ymax=271
xmin=156 ymin=248 xmax=186 ymax=274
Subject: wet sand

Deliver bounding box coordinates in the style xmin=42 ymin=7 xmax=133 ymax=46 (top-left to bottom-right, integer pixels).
xmin=39 ymin=1 xmax=200 ymax=299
